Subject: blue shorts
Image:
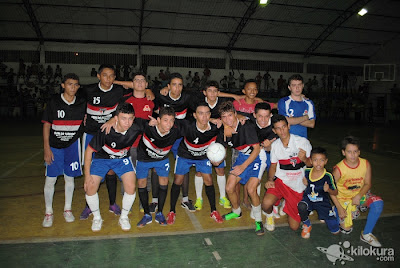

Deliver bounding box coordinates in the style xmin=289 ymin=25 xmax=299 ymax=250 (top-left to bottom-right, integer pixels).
xmin=82 ymin=132 xmax=94 ymax=164
xmin=171 ymin=137 xmax=182 ymax=158
xmin=90 ymin=157 xmax=135 ymax=180
xmin=174 ymin=156 xmax=212 ymax=175
xmin=216 ymin=160 xmax=226 ymax=169
xmin=136 ymin=158 xmax=170 ymax=179
xmin=300 ymin=197 xmax=338 ymax=222
xmin=46 ymin=139 xmax=82 ymax=177
xmin=231 ymin=153 xmax=261 ymax=185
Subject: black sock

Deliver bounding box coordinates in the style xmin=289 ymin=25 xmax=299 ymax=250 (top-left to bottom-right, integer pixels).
xmin=158 ymin=184 xmax=168 ymax=213
xmin=105 ymin=174 xmax=117 ymax=205
xmin=297 ymin=201 xmax=309 ymax=222
xmin=182 ymin=173 xmax=189 ymax=198
xmin=151 ymin=169 xmax=160 ymax=199
xmin=205 ymin=185 xmax=216 ymax=212
xmin=170 ymin=183 xmax=181 ymax=213
xmin=138 ymin=187 xmax=150 ymax=214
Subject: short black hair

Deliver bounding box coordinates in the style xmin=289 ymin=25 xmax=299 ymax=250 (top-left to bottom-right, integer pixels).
xmin=311 ymin=147 xmax=328 ymax=158
xmin=271 ymin=114 xmax=288 ymax=127
xmin=204 ymin=80 xmax=219 ymax=91
xmin=98 ymin=64 xmax=116 ymax=75
xmin=62 ymin=73 xmax=79 ymax=83
xmin=341 ymin=136 xmax=360 ymax=150
xmin=116 ymin=102 xmax=134 ymax=116
xmin=159 ymin=106 xmax=175 ymax=118
xmin=288 ymin=74 xmax=304 ymax=85
xmin=132 ymin=72 xmax=147 ymax=81
xmin=195 ymin=102 xmax=211 ymax=112
xmin=218 ymin=101 xmax=236 ymax=116
xmin=254 ymin=102 xmax=271 ymax=114
xmin=244 ymin=79 xmax=258 ymax=88
xmin=168 ymin=73 xmax=183 ymax=84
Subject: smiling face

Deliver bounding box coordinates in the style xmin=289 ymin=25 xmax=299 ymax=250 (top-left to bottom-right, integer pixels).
xmin=254 ymin=109 xmax=272 ymax=128
xmin=220 ymin=111 xmax=237 ymax=128
xmin=242 ymin=82 xmax=258 ymax=99
xmin=157 ymin=114 xmax=175 ymax=134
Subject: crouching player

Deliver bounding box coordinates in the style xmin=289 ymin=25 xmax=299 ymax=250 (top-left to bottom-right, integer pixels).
xmin=42 ymin=73 xmax=86 ymax=227
xmin=297 ymin=147 xmax=339 ymax=239
xmin=331 ymin=136 xmax=383 ymax=247
xmin=84 ymin=103 xmax=145 ymax=232
xmin=217 ymin=101 xmax=264 ymax=235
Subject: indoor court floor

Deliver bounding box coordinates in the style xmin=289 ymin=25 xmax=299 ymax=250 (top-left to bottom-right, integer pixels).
xmin=0 ymin=120 xmax=399 ymax=267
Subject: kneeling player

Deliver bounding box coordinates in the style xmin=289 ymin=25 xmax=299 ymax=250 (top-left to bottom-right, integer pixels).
xmin=42 ymin=73 xmax=86 ymax=227
xmin=84 ymin=103 xmax=145 ymax=232
xmin=297 ymin=147 xmax=339 ymax=239
xmin=331 ymin=136 xmax=383 ymax=247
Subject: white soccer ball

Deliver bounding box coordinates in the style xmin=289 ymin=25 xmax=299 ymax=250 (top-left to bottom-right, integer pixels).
xmin=207 ymin=143 xmax=226 ymax=164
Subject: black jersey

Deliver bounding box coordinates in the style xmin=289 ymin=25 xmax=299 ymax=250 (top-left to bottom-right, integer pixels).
xmin=80 ymin=83 xmax=128 ymax=135
xmin=201 ymin=96 xmax=232 ymax=119
xmin=89 ymin=118 xmax=146 ymax=159
xmin=155 ymin=91 xmax=195 ymax=119
xmin=178 ymin=121 xmax=219 ymax=160
xmin=250 ymin=117 xmax=278 ymax=152
xmin=137 ymin=124 xmax=182 ymax=162
xmin=42 ymin=94 xmax=86 ymax=149
xmin=217 ymin=120 xmax=259 ymax=155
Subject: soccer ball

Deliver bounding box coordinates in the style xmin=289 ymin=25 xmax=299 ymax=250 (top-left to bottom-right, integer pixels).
xmin=207 ymin=143 xmax=226 ymax=164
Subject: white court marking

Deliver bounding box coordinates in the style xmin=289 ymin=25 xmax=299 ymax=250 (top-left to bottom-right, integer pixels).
xmin=212 ymin=251 xmax=222 ymax=261
xmin=0 ymin=150 xmax=43 ymax=180
xmin=204 ymin=238 xmax=212 ymax=246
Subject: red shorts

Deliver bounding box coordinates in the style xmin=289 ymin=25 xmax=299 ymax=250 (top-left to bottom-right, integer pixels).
xmin=267 ymin=178 xmax=303 ymax=222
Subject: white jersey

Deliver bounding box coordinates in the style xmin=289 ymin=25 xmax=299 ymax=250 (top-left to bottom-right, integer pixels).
xmin=270 ymin=134 xmax=312 ymax=193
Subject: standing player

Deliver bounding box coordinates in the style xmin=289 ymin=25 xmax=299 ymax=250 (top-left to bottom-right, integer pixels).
xmin=277 ymin=74 xmax=315 ymax=138
xmin=167 ymin=103 xmax=224 ymax=225
xmin=330 ymin=136 xmax=383 ymax=247
xmin=262 ymin=114 xmax=312 ymax=232
xmin=42 ymin=73 xmax=86 ymax=227
xmin=217 ymin=101 xmax=264 ymax=235
xmin=297 ymin=147 xmax=339 ymax=239
xmin=136 ymin=107 xmax=181 ymax=227
xmin=84 ymin=103 xmax=148 ymax=231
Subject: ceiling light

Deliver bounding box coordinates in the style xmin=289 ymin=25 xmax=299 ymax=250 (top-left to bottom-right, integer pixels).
xmin=358 ymin=8 xmax=368 ymax=16
xmin=260 ymin=0 xmax=269 ymax=5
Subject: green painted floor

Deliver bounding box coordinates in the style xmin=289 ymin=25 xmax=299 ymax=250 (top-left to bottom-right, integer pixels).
xmin=1 ymin=217 xmax=399 ymax=267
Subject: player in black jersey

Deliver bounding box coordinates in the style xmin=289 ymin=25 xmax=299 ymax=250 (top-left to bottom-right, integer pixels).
xmin=136 ymin=107 xmax=181 ymax=226
xmin=42 ymin=73 xmax=86 ymax=227
xmin=217 ymin=101 xmax=265 ymax=235
xmin=84 ymin=103 xmax=150 ymax=232
xmin=167 ymin=103 xmax=224 ymax=225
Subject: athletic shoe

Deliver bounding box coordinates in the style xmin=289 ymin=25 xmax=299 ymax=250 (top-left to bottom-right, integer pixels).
xmin=340 ymin=227 xmax=353 ymax=234
xmin=63 ymin=210 xmax=75 ymax=223
xmin=79 ymin=206 xmax=92 ymax=220
xmin=279 ymin=200 xmax=286 ymax=216
xmin=155 ymin=212 xmax=167 ymax=226
xmin=255 ymin=221 xmax=265 ymax=236
xmin=181 ymin=200 xmax=196 ymax=212
xmin=265 ymin=216 xmax=275 ymax=231
xmin=210 ymin=210 xmax=223 ymax=223
xmin=166 ymin=211 xmax=176 ymax=225
xmin=119 ymin=217 xmax=131 ymax=231
xmin=137 ymin=214 xmax=152 ymax=227
xmin=149 ymin=202 xmax=158 ymax=214
xmin=91 ymin=218 xmax=103 ymax=232
xmin=195 ymin=198 xmax=203 ymax=210
xmin=301 ymin=224 xmax=312 ymax=239
xmin=272 ymin=205 xmax=280 ymax=219
xmin=360 ymin=231 xmax=382 ymax=247
xmin=219 ymin=197 xmax=231 ymax=209
xmin=42 ymin=214 xmax=53 ymax=227
xmin=222 ymin=211 xmax=242 ymax=220
xmin=109 ymin=203 xmax=121 ymax=216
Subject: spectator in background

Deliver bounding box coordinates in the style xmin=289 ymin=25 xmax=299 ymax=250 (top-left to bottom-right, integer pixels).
xmin=321 ymin=73 xmax=327 ymax=91
xmin=220 ymin=75 xmax=228 ymax=90
xmin=90 ymin=68 xmax=97 ymax=77
xmin=54 ymin=65 xmax=62 ymax=79
xmin=147 ymin=75 xmax=154 ymax=89
xmin=255 ymin=72 xmax=262 ymax=89
xmin=46 ymin=65 xmax=53 ymax=79
xmin=193 ymin=72 xmax=200 ymax=89
xmin=123 ymin=65 xmax=131 ymax=80
xmin=239 ymin=73 xmax=245 ymax=89
xmin=7 ymin=68 xmax=15 ymax=86
xmin=203 ymin=65 xmax=211 ymax=79
xmin=335 ymin=72 xmax=342 ymax=92
xmin=277 ymin=75 xmax=284 ymax=95
xmin=159 ymin=69 xmax=167 ymax=87
xmin=165 ymin=67 xmax=171 ymax=80
xmin=228 ymin=72 xmax=236 ymax=89
xmin=185 ymin=71 xmax=193 ymax=88
xmin=263 ymin=71 xmax=271 ymax=92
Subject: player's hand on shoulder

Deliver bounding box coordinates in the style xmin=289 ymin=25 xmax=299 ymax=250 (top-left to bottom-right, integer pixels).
xmin=210 ymin=118 xmax=222 ymax=128
xmin=160 ymin=87 xmax=169 ymax=96
xmin=100 ymin=120 xmax=116 ymax=135
xmin=265 ymin=180 xmax=275 ymax=189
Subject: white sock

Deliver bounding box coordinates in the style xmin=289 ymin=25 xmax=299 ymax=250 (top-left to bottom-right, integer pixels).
xmin=217 ymin=175 xmax=226 ymax=198
xmin=44 ymin=176 xmax=57 ymax=214
xmin=266 ymin=212 xmax=273 ymax=218
xmin=121 ymin=192 xmax=136 ymax=218
xmin=86 ymin=193 xmax=101 ymax=219
xmin=64 ymin=175 xmax=74 ymax=211
xmin=194 ymin=175 xmax=203 ymax=199
xmin=257 ymin=184 xmax=261 ymax=196
xmin=152 ymin=198 xmax=158 ymax=203
xmin=233 ymin=207 xmax=242 ymax=215
xmin=252 ymin=204 xmax=262 ymax=222
xmin=182 ymin=196 xmax=189 ymax=203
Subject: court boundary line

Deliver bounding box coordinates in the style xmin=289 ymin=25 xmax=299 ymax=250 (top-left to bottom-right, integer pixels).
xmin=0 ymin=150 xmax=43 ymax=180
xmin=1 ymin=213 xmax=399 ymax=245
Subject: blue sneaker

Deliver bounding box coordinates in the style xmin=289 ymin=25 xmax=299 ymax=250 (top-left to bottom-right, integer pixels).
xmin=155 ymin=212 xmax=167 ymax=226
xmin=137 ymin=214 xmax=152 ymax=227
xmin=79 ymin=206 xmax=92 ymax=220
xmin=109 ymin=203 xmax=121 ymax=216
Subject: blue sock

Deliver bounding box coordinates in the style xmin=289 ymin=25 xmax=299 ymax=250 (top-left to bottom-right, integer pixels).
xmin=303 ymin=219 xmax=311 ymax=227
xmin=363 ymin=200 xmax=383 ymax=234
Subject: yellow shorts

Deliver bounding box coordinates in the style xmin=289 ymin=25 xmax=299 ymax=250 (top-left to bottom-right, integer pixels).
xmin=338 ymin=199 xmax=358 ymax=228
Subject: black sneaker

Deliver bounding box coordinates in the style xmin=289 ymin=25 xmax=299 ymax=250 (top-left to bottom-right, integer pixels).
xmin=181 ymin=200 xmax=196 ymax=212
xmin=149 ymin=202 xmax=158 ymax=214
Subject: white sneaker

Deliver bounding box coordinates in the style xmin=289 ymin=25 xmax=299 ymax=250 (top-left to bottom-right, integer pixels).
xmin=63 ymin=210 xmax=75 ymax=223
xmin=91 ymin=218 xmax=103 ymax=232
xmin=265 ymin=216 xmax=275 ymax=231
xmin=272 ymin=206 xmax=280 ymax=219
xmin=279 ymin=200 xmax=286 ymax=216
xmin=360 ymin=232 xmax=382 ymax=247
xmin=119 ymin=216 xmax=131 ymax=231
xmin=42 ymin=214 xmax=53 ymax=227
